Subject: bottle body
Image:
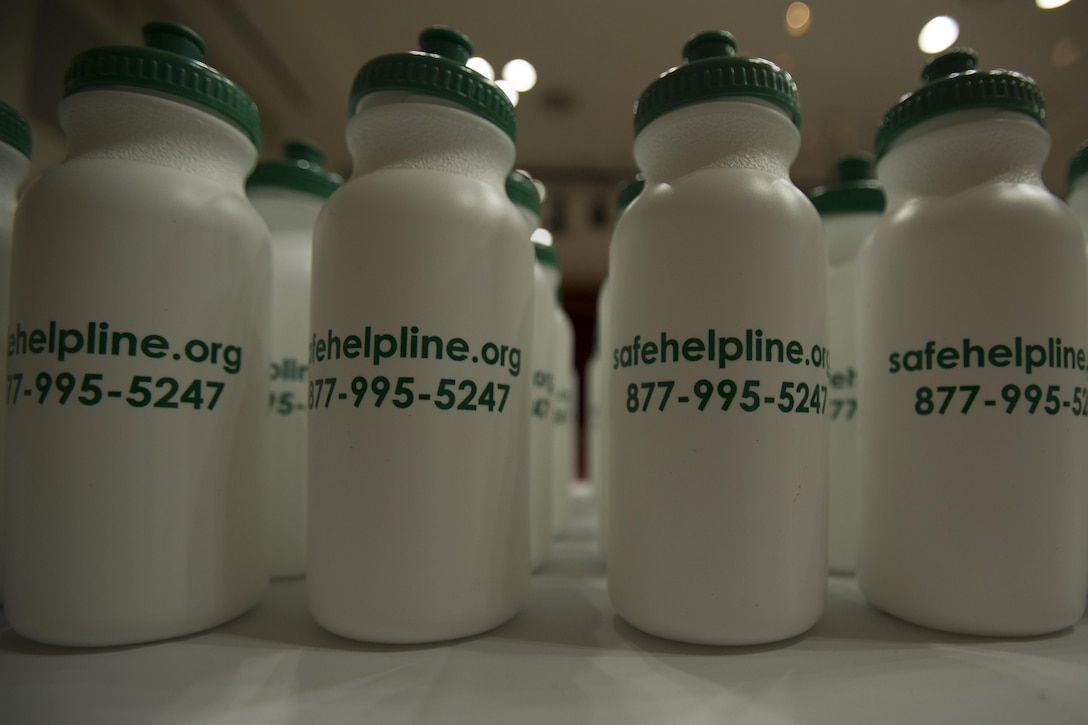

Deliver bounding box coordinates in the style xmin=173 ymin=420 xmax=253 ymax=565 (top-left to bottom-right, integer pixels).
xmin=857 ymin=112 xmax=1088 ymax=635
xmin=585 ymin=347 xmax=600 ymax=491
xmin=4 ymin=91 xmax=269 ymax=645
xmin=308 ymin=100 xmax=532 ymax=643
xmin=250 ymin=188 xmax=321 ymax=579
xmin=825 ymin=213 xmax=880 ymax=573
xmin=1071 ymin=179 xmax=1088 ymax=239
xmin=607 ymin=100 xmax=828 ymax=645
xmin=0 ymin=141 xmax=30 ymax=604
xmin=593 ymin=279 xmax=612 ymax=560
xmin=529 ymin=260 xmax=555 ymax=569
xmin=551 ymin=304 xmax=576 ymax=534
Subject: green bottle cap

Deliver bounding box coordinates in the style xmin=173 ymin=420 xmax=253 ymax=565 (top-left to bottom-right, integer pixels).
xmin=63 ymin=22 xmax=261 ymax=149
xmin=349 ymin=26 xmax=516 ymax=141
xmin=534 ymin=240 xmax=560 ymax=270
xmin=809 ymin=154 xmax=885 ymax=216
xmin=506 ymin=169 xmax=541 ymax=216
xmin=247 ymin=139 xmax=343 ymax=198
xmin=615 ymin=173 xmax=645 ymax=217
xmin=634 ymin=30 xmax=801 ymax=136
xmin=874 ymin=48 xmax=1045 ymax=160
xmin=0 ymin=99 xmax=31 ymax=159
xmin=1068 ymin=141 xmax=1088 ymax=195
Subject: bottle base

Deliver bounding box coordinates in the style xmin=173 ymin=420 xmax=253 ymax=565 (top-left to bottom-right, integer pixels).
xmin=614 ymin=607 xmax=822 ymax=647
xmin=6 ymin=585 xmax=266 ymax=648
xmin=309 ymin=599 xmax=524 ymax=645
xmin=858 ymin=580 xmax=1085 ymax=638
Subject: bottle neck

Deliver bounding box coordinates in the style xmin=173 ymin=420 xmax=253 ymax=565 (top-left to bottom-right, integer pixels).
xmin=58 ymin=89 xmax=257 ymax=186
xmin=877 ymin=110 xmax=1049 ymax=206
xmin=347 ymin=93 xmax=515 ymax=186
xmin=824 ymin=212 xmax=882 ymax=266
xmin=540 ymin=264 xmax=561 ymax=293
xmin=248 ymin=187 xmax=325 ymax=239
xmin=515 ymin=207 xmax=540 ymax=238
xmin=634 ymin=98 xmax=799 ymax=183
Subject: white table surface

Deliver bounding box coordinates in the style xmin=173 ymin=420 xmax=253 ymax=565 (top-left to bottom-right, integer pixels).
xmin=3 ymin=484 xmax=1087 ymax=725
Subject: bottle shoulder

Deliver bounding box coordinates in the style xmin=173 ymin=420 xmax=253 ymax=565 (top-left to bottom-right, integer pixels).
xmin=15 ymin=158 xmax=267 ymax=245
xmin=880 ymin=182 xmax=1077 ymax=235
xmin=312 ymin=170 xmax=532 ymax=276
xmin=59 ymin=90 xmax=257 ymax=180
xmin=617 ymin=172 xmax=820 ymax=243
xmin=633 ymin=99 xmax=801 ymax=181
xmin=319 ymin=169 xmax=521 ymax=231
xmin=23 ymin=154 xmax=249 ymax=201
xmin=863 ymin=184 xmax=1083 ymax=270
xmin=634 ymin=169 xmax=812 ymax=206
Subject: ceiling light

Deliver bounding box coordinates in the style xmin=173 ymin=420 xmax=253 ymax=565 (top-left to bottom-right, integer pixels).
xmin=496 ymin=80 xmax=520 ymax=106
xmin=466 ymin=56 xmax=495 ymax=81
xmin=530 ymin=228 xmax=553 ymax=246
xmin=502 ymin=59 xmax=537 ymax=92
xmin=1036 ymin=0 xmax=1071 ymax=9
xmin=918 ymin=16 xmax=959 ymax=54
xmin=785 ymin=2 xmax=812 ymax=37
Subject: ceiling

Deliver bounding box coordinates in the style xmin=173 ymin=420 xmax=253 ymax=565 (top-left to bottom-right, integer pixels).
xmin=2 ymin=0 xmax=1087 ymax=289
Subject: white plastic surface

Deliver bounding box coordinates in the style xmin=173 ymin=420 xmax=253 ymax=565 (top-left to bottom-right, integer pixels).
xmin=592 ymin=278 xmax=612 ymax=563
xmin=308 ymin=98 xmax=532 ymax=643
xmin=857 ymin=110 xmax=1088 ymax=635
xmin=551 ymin=335 xmax=575 ymax=534
xmin=1071 ymin=178 xmax=1088 ymax=238
xmin=2 ymin=484 xmax=1086 ymax=725
xmin=608 ymin=99 xmax=828 ymax=644
xmin=4 ymin=90 xmax=269 ymax=646
xmin=825 ymin=212 xmax=881 ymax=574
xmin=250 ymin=187 xmax=323 ymax=579
xmin=545 ymin=264 xmax=576 ymax=536
xmin=0 ymin=142 xmax=28 ymax=605
xmin=529 ymin=259 xmax=556 ymax=569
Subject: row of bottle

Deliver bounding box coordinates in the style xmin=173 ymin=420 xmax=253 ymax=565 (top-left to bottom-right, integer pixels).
xmin=4 ymin=17 xmax=1088 ymax=649
xmin=585 ymin=33 xmax=1088 ymax=644
xmin=0 ymin=22 xmax=579 ymax=647
xmin=507 ymin=171 xmax=579 ymax=572
xmin=252 ymin=149 xmax=575 ymax=580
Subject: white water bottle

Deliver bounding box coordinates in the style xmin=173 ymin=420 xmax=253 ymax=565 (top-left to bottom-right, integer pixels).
xmin=5 ymin=22 xmax=270 ymax=646
xmin=608 ymin=31 xmax=828 ymax=645
xmin=590 ymin=174 xmax=644 ymax=561
xmin=0 ymin=99 xmax=31 ymax=605
xmin=551 ymin=289 xmax=575 ymax=536
xmin=508 ymin=170 xmax=553 ymax=570
xmin=531 ymin=242 xmax=575 ymax=536
xmin=248 ymin=139 xmax=342 ymax=579
xmin=308 ymin=27 xmax=532 ymax=643
xmin=856 ymin=50 xmax=1088 ymax=635
xmin=810 ymin=154 xmax=884 ymax=574
xmin=1071 ymin=142 xmax=1088 ymax=236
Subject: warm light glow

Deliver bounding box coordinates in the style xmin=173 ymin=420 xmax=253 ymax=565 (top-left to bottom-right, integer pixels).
xmin=1036 ymin=0 xmax=1071 ymax=9
xmin=918 ymin=16 xmax=959 ymax=54
xmin=1052 ymin=37 xmax=1080 ymax=67
xmin=530 ymin=228 xmax=553 ymax=246
xmin=502 ymin=59 xmax=537 ymax=92
xmin=771 ymin=52 xmax=796 ymax=73
xmin=466 ymin=56 xmax=495 ymax=81
xmin=785 ymin=2 xmax=812 ymax=37
xmin=496 ymin=80 xmax=520 ymax=106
